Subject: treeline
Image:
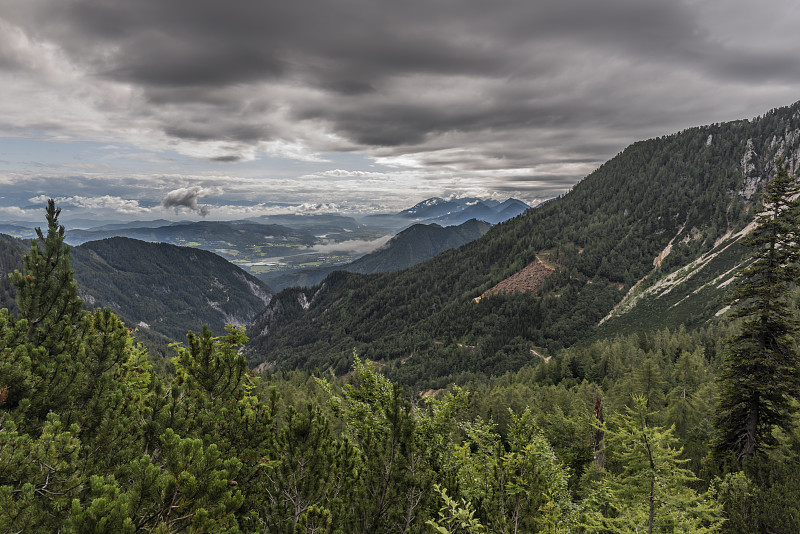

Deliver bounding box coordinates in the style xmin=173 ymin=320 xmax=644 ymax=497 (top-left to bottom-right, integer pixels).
xmin=4 ymin=205 xmax=800 ymax=532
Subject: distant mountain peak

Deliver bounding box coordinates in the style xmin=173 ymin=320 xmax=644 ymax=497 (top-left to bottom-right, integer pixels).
xmin=398 ymin=196 xmax=531 ymax=225
xmin=399 ymin=197 xmax=455 ymax=218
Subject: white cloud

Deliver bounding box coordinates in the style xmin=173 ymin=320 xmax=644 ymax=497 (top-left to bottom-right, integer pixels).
xmin=317 ymin=169 xmax=389 ymax=179
xmin=0 ymin=205 xmax=40 ymax=218
xmin=27 ymin=194 xmax=153 ymax=214
xmin=310 ymin=235 xmax=392 ymax=255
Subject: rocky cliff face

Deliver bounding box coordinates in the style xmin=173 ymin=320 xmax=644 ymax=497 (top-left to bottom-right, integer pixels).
xmin=599 ymin=118 xmax=800 ymax=335
xmin=249 ymin=282 xmax=328 ymax=339
xmin=739 ymin=125 xmax=800 ymax=200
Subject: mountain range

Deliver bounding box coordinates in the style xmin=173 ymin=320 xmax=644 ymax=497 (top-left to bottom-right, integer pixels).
xmin=0 ymin=197 xmax=522 ymax=345
xmin=3 ymin=102 xmax=800 ymax=388
xmin=64 ymin=220 xmax=316 ymax=249
xmin=364 ymin=197 xmax=531 ymax=229
xmin=243 ymin=102 xmax=800 ymax=385
xmin=399 ymin=197 xmax=530 ymax=225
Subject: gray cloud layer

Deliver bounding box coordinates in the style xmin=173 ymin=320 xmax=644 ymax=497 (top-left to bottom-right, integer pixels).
xmin=1 ymin=0 xmax=799 ymax=200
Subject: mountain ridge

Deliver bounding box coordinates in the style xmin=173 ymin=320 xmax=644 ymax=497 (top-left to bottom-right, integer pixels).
xmin=244 ymin=101 xmax=800 ymax=385
xmin=0 ymin=234 xmax=273 ymax=345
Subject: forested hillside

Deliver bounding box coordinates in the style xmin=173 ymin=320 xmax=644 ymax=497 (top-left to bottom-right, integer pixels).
xmin=246 ymin=102 xmax=800 ymax=384
xmin=0 ymin=234 xmax=273 ymax=346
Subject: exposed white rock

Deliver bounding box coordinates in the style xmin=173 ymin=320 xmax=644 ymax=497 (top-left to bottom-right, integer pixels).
xmin=740 ymin=176 xmax=760 ymax=200
xmin=235 ymin=272 xmax=271 ymax=306
xmin=79 ymin=290 xmax=96 ymax=306
xmin=741 ymin=139 xmax=757 ymax=176
xmin=717 ymin=277 xmax=735 ymax=289
xmin=653 ymin=221 xmax=686 ymax=268
xmin=602 ymin=220 xmax=757 ymax=325
xmin=206 ymin=299 xmax=246 ymax=326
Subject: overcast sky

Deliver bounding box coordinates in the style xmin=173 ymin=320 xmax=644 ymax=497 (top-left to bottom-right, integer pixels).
xmin=1 ymin=0 xmax=799 ymax=223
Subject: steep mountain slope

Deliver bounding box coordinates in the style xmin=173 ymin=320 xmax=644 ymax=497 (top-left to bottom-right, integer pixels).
xmin=263 ymin=219 xmax=491 ymax=290
xmin=348 ymin=219 xmax=491 ymax=273
xmin=70 ymin=237 xmax=272 ymax=341
xmin=1 ymin=232 xmax=273 ymax=364
xmin=596 ymin=223 xmax=753 ymax=337
xmin=246 ymin=102 xmax=800 ymax=384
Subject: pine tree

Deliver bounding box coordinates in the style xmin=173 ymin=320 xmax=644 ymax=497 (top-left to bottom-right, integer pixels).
xmin=257 ymin=404 xmax=352 ymax=533
xmin=11 ymin=199 xmax=85 ymax=350
xmin=317 ymin=356 xmax=438 ymax=533
xmin=584 ymin=395 xmax=722 ymax=534
xmin=714 ymin=160 xmax=800 ymax=460
xmin=7 ymin=199 xmax=90 ymax=428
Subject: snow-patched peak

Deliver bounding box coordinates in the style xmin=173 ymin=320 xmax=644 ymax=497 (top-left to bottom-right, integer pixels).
xmin=400 ymin=197 xmax=448 ymax=215
xmin=399 ymin=196 xmax=531 ymax=223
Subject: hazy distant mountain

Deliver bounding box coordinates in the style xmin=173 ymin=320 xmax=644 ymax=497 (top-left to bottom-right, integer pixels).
xmin=349 ymin=219 xmax=491 ymax=273
xmin=80 ymin=219 xmax=175 ymax=231
xmin=494 ymin=198 xmax=530 ymax=217
xmin=262 ymin=219 xmax=491 ymax=290
xmin=423 ymin=198 xmax=531 ymax=226
xmin=247 ymin=213 xmax=363 ymax=231
xmin=0 ymin=224 xmax=36 ymax=239
xmin=424 ymin=201 xmax=496 ymax=226
xmin=64 ymin=220 xmax=315 ymax=248
xmin=397 ymin=197 xmax=530 ymax=224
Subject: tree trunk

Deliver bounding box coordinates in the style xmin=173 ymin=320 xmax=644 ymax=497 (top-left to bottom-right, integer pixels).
xmin=743 ymin=393 xmax=760 ymax=459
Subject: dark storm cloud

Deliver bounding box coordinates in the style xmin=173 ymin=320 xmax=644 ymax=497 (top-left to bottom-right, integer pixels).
xmin=211 ymin=155 xmax=244 ymax=163
xmin=164 ymin=121 xmax=272 ymax=144
xmin=38 ymin=0 xmax=512 ymax=87
xmin=162 ymin=186 xmax=214 ymax=216
xmin=2 ymin=0 xmax=799 ymax=196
